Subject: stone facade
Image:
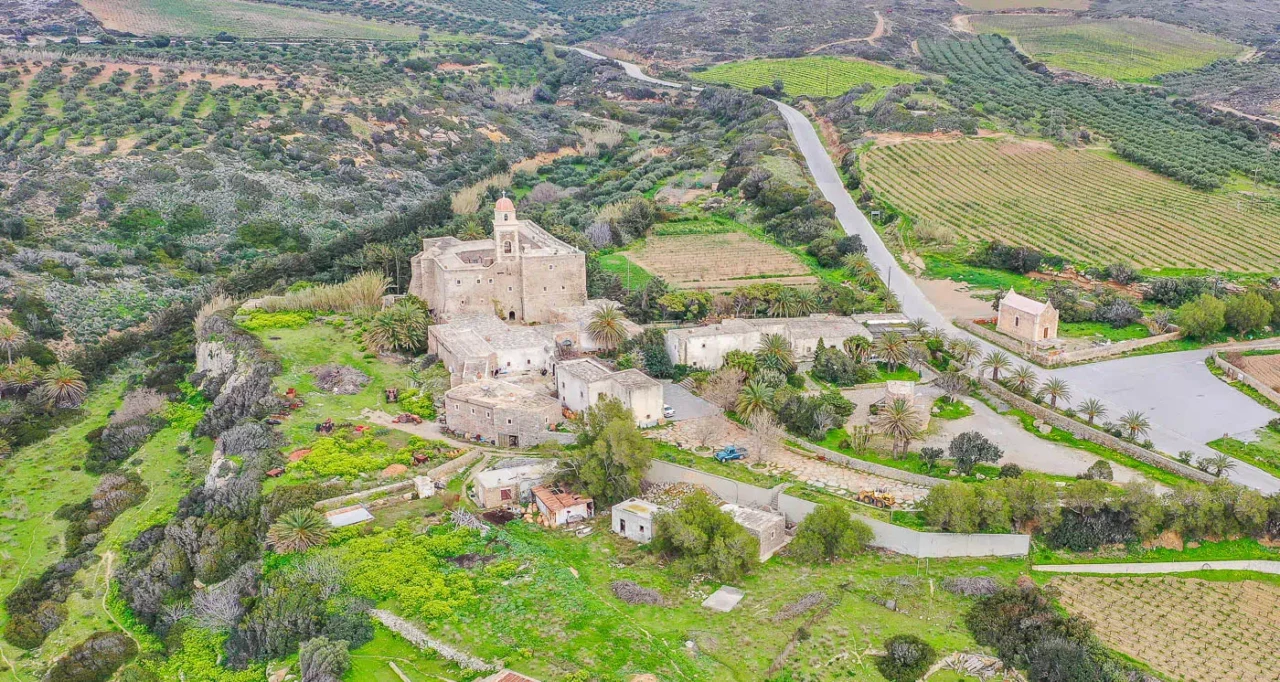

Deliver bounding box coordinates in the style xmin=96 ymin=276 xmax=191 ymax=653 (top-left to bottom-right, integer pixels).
xmin=665 ymin=314 xmax=874 ymax=370
xmin=409 ymin=198 xmax=587 ymax=324
xmin=997 ymin=290 xmax=1058 ymax=345
xmin=612 ymin=498 xmax=661 ymax=543
xmin=720 ymin=503 xmax=789 ymax=562
xmin=556 ymin=357 xmax=664 ymax=427
xmin=532 ymin=485 xmax=594 ymax=526
xmin=471 ymin=460 xmax=556 ymax=508
xmin=444 ymin=380 xmax=565 ymax=447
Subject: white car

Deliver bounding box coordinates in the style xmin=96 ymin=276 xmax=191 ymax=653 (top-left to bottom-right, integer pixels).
xmin=663 ymin=404 xmax=675 ymax=419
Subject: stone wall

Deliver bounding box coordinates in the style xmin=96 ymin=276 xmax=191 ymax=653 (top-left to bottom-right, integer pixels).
xmin=1214 ymin=353 xmax=1280 ymax=408
xmin=791 ymin=442 xmax=947 ymax=488
xmin=314 ymin=480 xmax=415 ymax=511
xmin=645 ymin=460 xmax=1031 ymax=558
xmin=977 ymin=378 xmax=1216 ymax=484
xmin=957 ymin=319 xmax=1182 ymax=367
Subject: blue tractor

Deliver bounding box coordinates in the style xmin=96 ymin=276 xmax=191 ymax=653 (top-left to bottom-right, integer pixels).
xmin=714 ymin=445 xmax=748 ymax=462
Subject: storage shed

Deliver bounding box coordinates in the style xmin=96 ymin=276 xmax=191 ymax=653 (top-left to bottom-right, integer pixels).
xmin=612 ymin=498 xmax=662 ymax=543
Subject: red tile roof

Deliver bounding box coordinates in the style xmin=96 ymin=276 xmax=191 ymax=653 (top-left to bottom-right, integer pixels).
xmin=532 ymin=485 xmax=591 ymax=514
xmin=490 ymin=671 xmax=540 ymax=682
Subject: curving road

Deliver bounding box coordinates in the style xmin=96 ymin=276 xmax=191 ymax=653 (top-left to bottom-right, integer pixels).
xmin=575 ymin=49 xmax=1280 ymax=493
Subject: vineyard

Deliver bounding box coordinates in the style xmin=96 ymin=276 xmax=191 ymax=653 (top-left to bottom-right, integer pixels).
xmin=1053 ymin=575 xmax=1280 ymax=680
xmin=621 ymin=232 xmax=818 ymax=291
xmin=921 ymin=35 xmax=1280 ymax=190
xmin=692 ymin=56 xmax=921 ymax=98
xmin=970 ymin=15 xmax=1246 ymax=81
xmin=77 ymin=0 xmax=420 ymax=38
xmin=861 ymin=137 xmax=1280 ymax=271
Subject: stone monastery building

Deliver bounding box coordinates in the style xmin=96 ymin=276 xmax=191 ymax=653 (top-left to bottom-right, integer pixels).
xmin=409 ymin=197 xmax=588 ymax=324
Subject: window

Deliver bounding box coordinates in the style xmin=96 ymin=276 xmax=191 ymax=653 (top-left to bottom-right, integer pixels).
xmin=639 ymin=525 xmax=645 ymax=534
xmin=500 ymin=488 xmax=512 ymax=501
xmin=1014 ymin=316 xmax=1020 ymax=327
xmin=507 ymin=418 xmax=512 ymax=424
xmin=488 ymin=278 xmax=493 ymax=284
xmin=507 ymin=361 xmax=511 ymax=366
xmin=476 ymin=278 xmax=481 ymax=284
xmin=470 ymin=408 xmax=475 ymax=414
xmin=508 ymin=286 xmax=513 ymax=292
xmin=619 ymin=519 xmax=626 ymax=532
xmin=456 ymin=279 xmax=461 ymax=285
xmin=561 ymin=285 xmax=565 ymax=290
xmin=549 ymin=265 xmax=555 ymax=271
xmin=543 ymin=287 xmax=547 ymax=292
xmin=503 ymin=240 xmax=512 ymax=254
xmin=503 ymin=213 xmax=510 ymax=221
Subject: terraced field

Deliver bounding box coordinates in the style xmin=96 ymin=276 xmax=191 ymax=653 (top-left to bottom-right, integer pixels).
xmin=692 ymin=56 xmax=921 ymax=98
xmin=861 ymin=137 xmax=1280 ymax=271
xmin=622 ymin=232 xmax=818 ymax=291
xmin=78 ymin=0 xmax=421 ymax=39
xmin=970 ymin=15 xmax=1246 ymax=81
xmin=1053 ymin=575 xmax=1280 ymax=681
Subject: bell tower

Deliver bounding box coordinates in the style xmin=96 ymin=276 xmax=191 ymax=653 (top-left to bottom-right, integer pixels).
xmin=494 ymin=195 xmax=519 ymax=263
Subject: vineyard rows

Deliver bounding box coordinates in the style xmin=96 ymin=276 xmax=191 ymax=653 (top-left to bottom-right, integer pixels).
xmin=1054 ymin=576 xmax=1280 ymax=681
xmin=623 ymin=232 xmax=818 ymax=291
xmin=862 ymin=138 xmax=1280 ymax=270
xmin=692 ymin=56 xmax=920 ymax=98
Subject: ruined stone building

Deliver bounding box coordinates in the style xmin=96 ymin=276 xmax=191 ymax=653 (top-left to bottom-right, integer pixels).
xmin=408 ymin=197 xmax=588 ymax=323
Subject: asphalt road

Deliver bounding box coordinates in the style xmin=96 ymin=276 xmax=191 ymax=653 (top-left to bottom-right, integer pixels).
xmin=579 ymin=51 xmax=1280 ymax=493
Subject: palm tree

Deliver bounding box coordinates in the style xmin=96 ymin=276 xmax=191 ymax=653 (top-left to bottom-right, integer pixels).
xmin=1040 ymin=377 xmax=1071 ymax=409
xmin=365 ymin=300 xmax=430 ymax=353
xmin=266 ymin=509 xmax=331 ymax=554
xmin=756 ymin=333 xmax=795 ymax=374
xmin=1119 ymin=410 xmax=1151 ymax=441
xmin=1202 ymin=453 xmax=1237 ymax=477
xmin=979 ymin=350 xmax=1012 ymax=381
xmin=875 ymin=332 xmax=910 ymax=372
xmin=736 ymin=379 xmax=775 ymax=421
xmin=907 ymin=317 xmax=930 ymax=337
xmin=1078 ymin=398 xmax=1107 ymax=425
xmin=0 ymin=322 xmax=25 ymax=364
xmin=3 ymin=357 xmax=38 ymax=396
xmin=768 ymin=288 xmax=800 ymax=318
xmin=876 ymin=397 xmax=921 ymax=456
xmin=843 ymin=335 xmax=873 ymax=363
xmin=1008 ymin=365 xmax=1038 ymax=395
xmin=586 ymin=304 xmax=629 ymax=351
xmin=843 ymin=253 xmax=880 ymax=289
xmin=37 ymin=363 xmax=87 ymax=409
xmin=793 ymin=289 xmax=819 ymax=316
xmin=948 ymin=339 xmax=979 ymax=367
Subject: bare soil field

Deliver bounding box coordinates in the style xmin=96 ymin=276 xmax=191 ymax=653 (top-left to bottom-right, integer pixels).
xmin=76 ymin=0 xmax=419 ymax=39
xmin=1230 ymin=353 xmax=1280 ymax=391
xmin=1053 ymin=575 xmax=1280 ymax=681
xmin=622 ymin=232 xmax=818 ymax=292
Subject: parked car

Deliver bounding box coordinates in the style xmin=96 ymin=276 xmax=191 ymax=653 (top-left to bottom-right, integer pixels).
xmin=663 ymin=404 xmax=675 ymax=419
xmin=714 ymin=445 xmax=747 ymax=462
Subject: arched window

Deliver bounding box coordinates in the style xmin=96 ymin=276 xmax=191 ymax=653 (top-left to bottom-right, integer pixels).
xmin=503 ymin=240 xmax=512 ymax=254
xmin=504 ymin=213 xmax=510 ymax=221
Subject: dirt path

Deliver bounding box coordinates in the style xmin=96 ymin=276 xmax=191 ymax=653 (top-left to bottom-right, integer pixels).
xmin=807 ymin=11 xmax=886 ymax=53
xmin=951 ymin=14 xmax=974 ymax=34
xmin=99 ymin=551 xmax=141 ymax=651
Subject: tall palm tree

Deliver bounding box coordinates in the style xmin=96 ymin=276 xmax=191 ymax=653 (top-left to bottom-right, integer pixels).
xmin=1008 ymin=365 xmax=1038 ymax=395
xmin=979 ymin=350 xmax=1012 ymax=381
xmin=37 ymin=363 xmax=87 ymax=409
xmin=875 ymin=332 xmax=910 ymax=372
xmin=843 ymin=335 xmax=873 ymax=363
xmin=876 ymin=397 xmax=921 ymax=456
xmin=736 ymin=379 xmax=775 ymax=421
xmin=1078 ymin=398 xmax=1107 ymax=425
xmin=586 ymin=304 xmax=629 ymax=351
xmin=768 ymin=288 xmax=800 ymax=318
xmin=1040 ymin=377 xmax=1071 ymax=408
xmin=793 ymin=289 xmax=819 ymax=316
xmin=1203 ymin=453 xmax=1237 ymax=477
xmin=266 ymin=509 xmax=331 ymax=553
xmin=1119 ymin=410 xmax=1151 ymax=441
xmin=948 ymin=339 xmax=979 ymax=367
xmin=0 ymin=322 xmax=25 ymax=364
xmin=907 ymin=317 xmax=930 ymax=337
xmin=756 ymin=333 xmax=795 ymax=374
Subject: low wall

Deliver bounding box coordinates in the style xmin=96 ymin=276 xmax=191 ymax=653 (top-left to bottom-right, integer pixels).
xmin=426 ymin=448 xmax=485 ymax=481
xmin=645 ymin=460 xmax=1030 ymax=558
xmin=978 ymin=378 xmax=1215 ymax=484
xmin=957 ymin=319 xmax=1181 ymax=367
xmin=791 ymin=442 xmax=945 ymax=488
xmin=1215 ymin=353 xmax=1280 ymax=407
xmin=315 ymin=480 xmax=415 ymax=511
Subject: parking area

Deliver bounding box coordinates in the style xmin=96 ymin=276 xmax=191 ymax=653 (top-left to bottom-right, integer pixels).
xmin=661 ymin=381 xmax=720 ymax=422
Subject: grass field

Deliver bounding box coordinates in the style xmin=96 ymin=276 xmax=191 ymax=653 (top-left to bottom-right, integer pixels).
xmin=1052 ymin=575 xmax=1280 ymax=679
xmin=970 ymin=15 xmax=1245 ymax=81
xmin=621 ymin=231 xmax=819 ymax=291
xmin=692 ymin=56 xmax=921 ymax=98
xmin=958 ymin=0 xmax=1089 ymax=9
xmin=598 ymin=251 xmax=655 ymax=291
xmin=1209 ymin=428 xmax=1280 ymax=479
xmin=77 ymin=0 xmax=420 ymax=39
xmin=1058 ymin=321 xmax=1150 ymax=342
xmin=863 ymin=138 xmax=1280 ymax=271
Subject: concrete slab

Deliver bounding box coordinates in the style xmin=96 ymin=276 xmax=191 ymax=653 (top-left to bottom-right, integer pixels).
xmin=701 ymin=585 xmax=745 ymax=612
xmin=661 ymin=381 xmax=719 ymax=422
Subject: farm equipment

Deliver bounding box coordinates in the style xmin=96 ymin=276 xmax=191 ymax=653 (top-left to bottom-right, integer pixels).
xmin=316 ymin=418 xmax=335 ymax=434
xmin=392 ymin=413 xmax=423 ymax=425
xmin=412 ymin=452 xmax=431 ymax=466
xmin=856 ymin=490 xmax=896 ymax=509
xmin=385 ymin=387 xmax=400 ymax=403
xmin=714 ymin=445 xmax=748 ymax=462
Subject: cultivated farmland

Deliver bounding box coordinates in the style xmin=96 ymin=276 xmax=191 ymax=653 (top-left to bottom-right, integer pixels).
xmin=861 ymin=137 xmax=1280 ymax=271
xmin=692 ymin=56 xmax=921 ymax=98
xmin=76 ymin=0 xmax=421 ymax=39
xmin=622 ymin=231 xmax=818 ymax=291
xmin=1053 ymin=575 xmax=1280 ymax=681
xmin=958 ymin=0 xmax=1089 ymax=9
xmin=1229 ymin=352 xmax=1280 ymax=391
xmin=970 ymin=15 xmax=1246 ymax=81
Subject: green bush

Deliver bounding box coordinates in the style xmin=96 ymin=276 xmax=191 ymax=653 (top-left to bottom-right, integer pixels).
xmin=398 ymin=389 xmax=436 ymax=419
xmin=46 ymin=631 xmax=139 ymax=682
xmin=239 ymin=311 xmax=313 ymax=331
xmin=875 ymin=635 xmax=937 ymax=682
xmin=789 ymin=504 xmax=873 ymax=563
xmin=287 ymin=436 xmax=412 ymax=479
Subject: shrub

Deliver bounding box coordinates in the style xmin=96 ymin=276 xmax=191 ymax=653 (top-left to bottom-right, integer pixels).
xmin=240 ymin=311 xmax=313 ymax=331
xmin=652 ymin=491 xmax=758 ymax=582
xmin=398 ymin=389 xmax=437 ymax=420
xmin=789 ymin=504 xmax=873 ymax=563
xmin=949 ymin=431 xmax=1002 ymax=475
xmin=998 ymin=463 xmax=1023 ymax=479
xmin=1176 ymin=294 xmax=1226 ymax=339
xmin=46 ymin=631 xmax=138 ymax=682
xmin=288 ymin=436 xmax=412 ymax=479
xmin=875 ymin=635 xmax=937 ymax=682
xmin=1079 ymin=460 xmax=1113 ymax=481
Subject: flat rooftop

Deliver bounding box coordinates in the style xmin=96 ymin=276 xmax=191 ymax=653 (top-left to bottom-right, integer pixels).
xmin=446 ymin=380 xmax=562 ymax=411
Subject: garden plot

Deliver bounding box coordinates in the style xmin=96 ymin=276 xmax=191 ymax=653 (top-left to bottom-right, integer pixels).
xmin=1052 ymin=575 xmax=1280 ymax=680
xmin=621 ymin=232 xmax=818 ymax=291
xmin=1232 ymin=352 xmax=1280 ymax=390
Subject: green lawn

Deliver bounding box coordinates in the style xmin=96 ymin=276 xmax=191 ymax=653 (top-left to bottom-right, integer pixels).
xmin=813 ymin=429 xmax=1004 ymax=483
xmin=970 ymin=15 xmax=1246 ymax=81
xmin=347 ymin=626 xmax=466 ymax=682
xmin=1059 ymin=321 xmax=1150 ymax=342
xmin=1033 ymin=537 xmax=1280 ymax=567
xmin=933 ymin=396 xmax=974 ymax=420
xmin=692 ymin=56 xmax=922 ymax=98
xmin=596 ymin=252 xmax=653 ymax=291
xmin=1208 ymin=428 xmax=1280 ymax=479
xmin=921 ymin=253 xmax=1043 ymax=297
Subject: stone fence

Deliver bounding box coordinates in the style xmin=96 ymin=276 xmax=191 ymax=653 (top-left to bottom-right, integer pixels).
xmin=977 ymin=378 xmax=1215 ymax=484
xmin=314 ymin=480 xmax=415 ymax=511
xmin=645 ymin=460 xmax=1030 ymax=558
xmin=1214 ymin=353 xmax=1280 ymax=408
xmin=956 ymin=319 xmax=1182 ymax=367
xmin=790 ymin=442 xmax=947 ymax=488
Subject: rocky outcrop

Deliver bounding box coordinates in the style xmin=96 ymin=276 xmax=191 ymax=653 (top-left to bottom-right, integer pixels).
xmin=191 ymin=311 xmax=282 ymax=437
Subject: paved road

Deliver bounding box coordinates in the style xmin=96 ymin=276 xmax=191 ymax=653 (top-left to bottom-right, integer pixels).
xmin=579 ymin=51 xmax=1280 ymax=493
